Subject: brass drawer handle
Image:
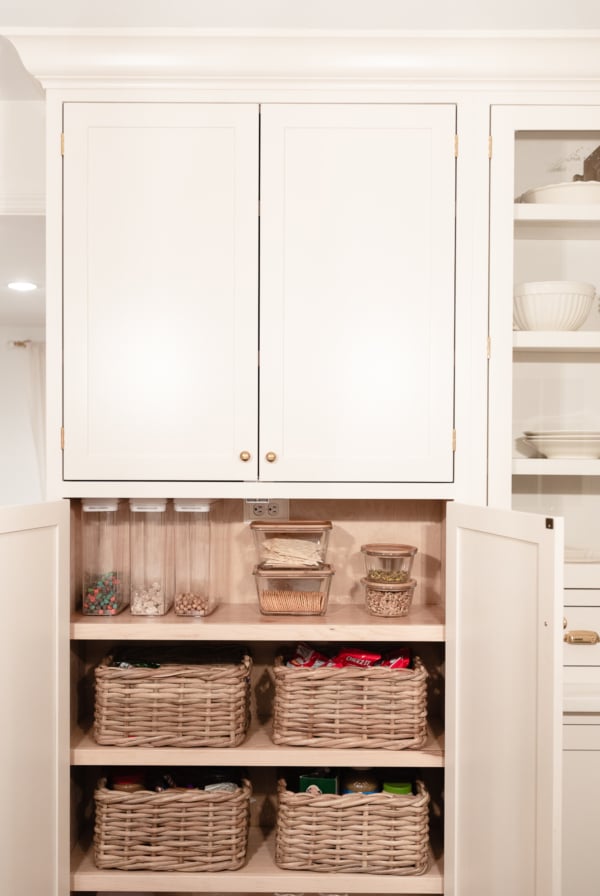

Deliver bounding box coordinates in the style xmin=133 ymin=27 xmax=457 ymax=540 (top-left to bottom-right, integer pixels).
xmin=239 ymin=451 xmax=251 ymax=462
xmin=265 ymin=451 xmax=277 ymax=463
xmin=564 ymin=629 xmax=600 ymax=645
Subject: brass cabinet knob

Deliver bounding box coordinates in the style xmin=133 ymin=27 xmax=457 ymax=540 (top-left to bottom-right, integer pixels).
xmin=265 ymin=451 xmax=277 ymax=463
xmin=239 ymin=451 xmax=251 ymax=462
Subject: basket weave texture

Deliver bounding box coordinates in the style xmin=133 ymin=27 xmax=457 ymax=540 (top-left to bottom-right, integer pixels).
xmin=94 ymin=778 xmax=252 ymax=872
xmin=94 ymin=651 xmax=252 ymax=747
xmin=272 ymin=655 xmax=428 ymax=749
xmin=275 ymin=779 xmax=430 ymax=875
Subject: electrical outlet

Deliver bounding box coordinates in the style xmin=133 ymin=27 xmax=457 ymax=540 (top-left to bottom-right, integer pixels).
xmin=243 ymin=499 xmax=289 ymax=522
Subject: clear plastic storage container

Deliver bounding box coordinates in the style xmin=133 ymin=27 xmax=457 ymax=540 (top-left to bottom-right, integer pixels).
xmin=173 ymin=499 xmax=216 ymax=617
xmin=250 ymin=520 xmax=332 ymax=568
xmin=81 ymin=499 xmax=129 ymax=616
xmin=129 ymin=499 xmax=172 ymax=616
xmin=362 ymin=577 xmax=417 ymax=617
xmin=360 ymin=543 xmax=418 ymax=584
xmin=253 ymin=565 xmax=334 ymax=615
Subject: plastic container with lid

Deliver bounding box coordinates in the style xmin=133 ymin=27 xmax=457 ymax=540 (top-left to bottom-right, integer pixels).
xmin=382 ymin=781 xmax=413 ymax=795
xmin=362 ymin=576 xmax=417 ymax=617
xmin=173 ymin=499 xmax=216 ymax=617
xmin=360 ymin=543 xmax=417 ymax=584
xmin=81 ymin=499 xmax=129 ymax=616
xmin=253 ymin=565 xmax=334 ymax=615
xmin=129 ymin=499 xmax=172 ymax=616
xmin=250 ymin=520 xmax=332 ymax=568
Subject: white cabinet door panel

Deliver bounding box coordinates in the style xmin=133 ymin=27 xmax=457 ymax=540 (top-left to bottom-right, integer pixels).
xmin=562 ymin=746 xmax=600 ymax=896
xmin=260 ymin=104 xmax=456 ymax=483
xmin=63 ymin=103 xmax=259 ymax=481
xmin=446 ymin=503 xmax=563 ymax=896
xmin=0 ymin=501 xmax=69 ymax=896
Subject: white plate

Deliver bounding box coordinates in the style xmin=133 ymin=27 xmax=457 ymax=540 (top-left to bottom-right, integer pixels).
xmin=518 ymin=181 xmax=600 ymax=203
xmin=565 ymin=547 xmax=600 ymax=563
xmin=524 ymin=430 xmax=600 ymax=438
xmin=524 ymin=436 xmax=600 ymax=458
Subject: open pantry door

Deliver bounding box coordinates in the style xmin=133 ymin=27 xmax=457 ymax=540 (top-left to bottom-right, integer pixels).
xmin=0 ymin=501 xmax=69 ymax=896
xmin=445 ymin=503 xmax=563 ymax=896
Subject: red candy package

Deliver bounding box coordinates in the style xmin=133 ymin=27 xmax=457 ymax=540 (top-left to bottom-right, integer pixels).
xmin=287 ymin=642 xmax=330 ymax=668
xmin=380 ymin=648 xmax=412 ymax=669
xmin=332 ymin=648 xmax=381 ymax=668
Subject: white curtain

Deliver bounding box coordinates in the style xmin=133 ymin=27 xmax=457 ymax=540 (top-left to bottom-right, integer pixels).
xmin=24 ymin=340 xmax=46 ymax=499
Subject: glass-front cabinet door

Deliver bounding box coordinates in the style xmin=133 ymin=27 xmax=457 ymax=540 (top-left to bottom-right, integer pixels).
xmin=489 ymin=105 xmax=600 ymax=563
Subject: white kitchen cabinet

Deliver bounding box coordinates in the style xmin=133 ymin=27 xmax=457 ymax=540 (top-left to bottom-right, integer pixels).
xmin=0 ymin=498 xmax=562 ymax=895
xmin=62 ymin=103 xmax=260 ymax=482
xmin=61 ymin=101 xmax=457 ymax=488
xmin=488 ymin=106 xmax=600 ymax=896
xmin=259 ymin=104 xmax=457 ymax=484
xmin=489 ymin=105 xmax=600 ymax=523
xmin=0 ymin=501 xmax=70 ymax=896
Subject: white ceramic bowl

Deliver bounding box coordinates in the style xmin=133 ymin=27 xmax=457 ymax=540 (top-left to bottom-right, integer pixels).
xmin=513 ymin=280 xmax=595 ymax=331
xmin=519 ymin=181 xmax=600 ymax=203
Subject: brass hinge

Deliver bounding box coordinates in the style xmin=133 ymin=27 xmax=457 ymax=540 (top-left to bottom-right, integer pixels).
xmin=452 ymin=429 xmax=456 ymax=452
xmin=487 ymin=335 xmax=491 ymax=359
xmin=61 ymin=133 xmax=64 ymax=156
xmin=60 ymin=426 xmax=65 ymax=450
xmin=454 ymin=134 xmax=458 ymax=158
xmin=488 ymin=135 xmax=493 ymax=159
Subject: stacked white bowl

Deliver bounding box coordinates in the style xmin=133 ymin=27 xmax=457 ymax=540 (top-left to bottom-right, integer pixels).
xmin=513 ymin=281 xmax=595 ymax=331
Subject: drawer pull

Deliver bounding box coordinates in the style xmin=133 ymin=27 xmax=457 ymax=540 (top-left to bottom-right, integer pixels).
xmin=564 ymin=629 xmax=600 ymax=645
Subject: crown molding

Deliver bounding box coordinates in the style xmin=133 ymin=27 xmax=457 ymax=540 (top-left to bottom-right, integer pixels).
xmin=5 ymin=29 xmax=600 ymax=89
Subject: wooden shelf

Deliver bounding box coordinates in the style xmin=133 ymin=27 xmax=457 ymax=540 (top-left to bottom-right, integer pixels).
xmin=513 ymin=331 xmax=600 ymax=352
xmin=71 ymin=828 xmax=444 ymax=893
xmin=70 ymin=601 xmax=445 ymax=642
xmin=70 ymin=718 xmax=445 ymax=767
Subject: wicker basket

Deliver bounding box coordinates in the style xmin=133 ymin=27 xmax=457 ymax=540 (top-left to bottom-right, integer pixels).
xmin=272 ymin=655 xmax=428 ymax=749
xmin=275 ymin=778 xmax=430 ymax=875
xmin=94 ymin=650 xmax=252 ymax=747
xmin=94 ymin=778 xmax=252 ymax=871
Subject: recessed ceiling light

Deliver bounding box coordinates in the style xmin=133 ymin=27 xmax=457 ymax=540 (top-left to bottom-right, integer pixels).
xmin=8 ymin=281 xmax=37 ymax=292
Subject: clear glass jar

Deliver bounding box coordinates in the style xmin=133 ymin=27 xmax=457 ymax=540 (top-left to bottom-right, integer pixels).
xmin=129 ymin=499 xmax=171 ymax=615
xmin=81 ymin=499 xmax=129 ymax=615
xmin=360 ymin=543 xmax=418 ymax=584
xmin=173 ymin=500 xmax=216 ymax=616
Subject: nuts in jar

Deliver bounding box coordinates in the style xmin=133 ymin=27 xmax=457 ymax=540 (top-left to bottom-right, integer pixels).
xmin=362 ymin=577 xmax=417 ymax=617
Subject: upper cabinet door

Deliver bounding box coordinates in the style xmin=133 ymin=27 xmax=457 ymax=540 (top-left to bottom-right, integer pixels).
xmin=259 ymin=104 xmax=456 ymax=483
xmin=0 ymin=501 xmax=69 ymax=896
xmin=446 ymin=503 xmax=563 ymax=896
xmin=63 ymin=103 xmax=259 ymax=481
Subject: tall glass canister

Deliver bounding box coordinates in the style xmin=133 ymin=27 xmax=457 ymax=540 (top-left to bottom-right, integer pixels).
xmin=129 ymin=499 xmax=172 ymax=615
xmin=173 ymin=499 xmax=216 ymax=616
xmin=81 ymin=499 xmax=129 ymax=615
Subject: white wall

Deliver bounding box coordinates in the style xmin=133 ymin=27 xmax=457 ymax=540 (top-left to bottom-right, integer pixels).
xmin=1 ymin=0 xmax=600 ymax=30
xmin=0 ymin=326 xmax=45 ymax=505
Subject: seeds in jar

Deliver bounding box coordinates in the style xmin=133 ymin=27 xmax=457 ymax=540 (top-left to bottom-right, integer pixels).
xmin=367 ymin=568 xmax=409 ymax=584
xmin=365 ymin=586 xmax=414 ymax=617
xmin=174 ymin=592 xmax=211 ymax=616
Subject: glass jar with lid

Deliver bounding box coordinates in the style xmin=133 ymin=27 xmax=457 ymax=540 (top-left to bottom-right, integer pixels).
xmin=173 ymin=499 xmax=216 ymax=616
xmin=129 ymin=499 xmax=172 ymax=615
xmin=81 ymin=499 xmax=129 ymax=615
